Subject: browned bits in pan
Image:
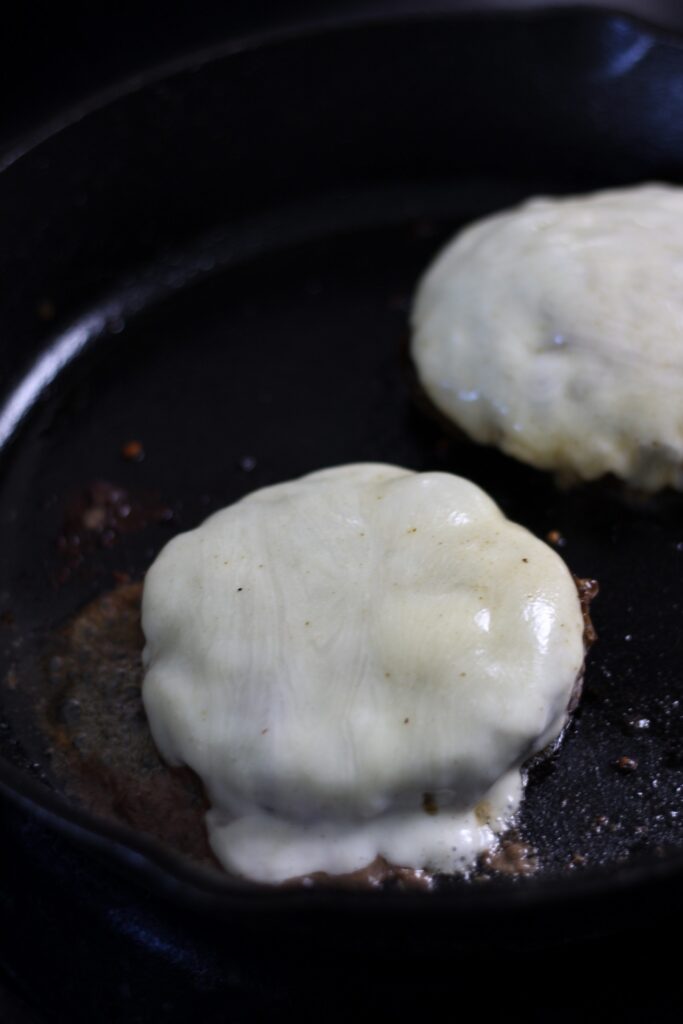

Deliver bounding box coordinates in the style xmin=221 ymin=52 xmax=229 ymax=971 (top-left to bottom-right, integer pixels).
xmin=121 ymin=439 xmax=145 ymax=462
xmin=55 ymin=481 xmax=172 ymax=583
xmin=482 ymin=837 xmax=539 ymax=877
xmin=575 ymin=577 xmax=600 ymax=647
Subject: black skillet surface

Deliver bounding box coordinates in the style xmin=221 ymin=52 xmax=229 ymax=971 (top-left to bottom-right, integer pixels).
xmin=1 ymin=7 xmax=683 ymax=1019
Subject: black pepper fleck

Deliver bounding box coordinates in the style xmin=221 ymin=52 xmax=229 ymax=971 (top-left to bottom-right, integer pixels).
xmin=422 ymin=793 xmax=439 ymax=816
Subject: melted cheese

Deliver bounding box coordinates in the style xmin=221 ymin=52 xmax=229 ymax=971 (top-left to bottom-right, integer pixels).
xmin=141 ymin=464 xmax=584 ymax=882
xmin=412 ymin=183 xmax=683 ymax=490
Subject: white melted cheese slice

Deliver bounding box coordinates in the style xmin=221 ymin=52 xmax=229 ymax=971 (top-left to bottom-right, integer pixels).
xmin=141 ymin=464 xmax=584 ymax=882
xmin=412 ymin=183 xmax=683 ymax=490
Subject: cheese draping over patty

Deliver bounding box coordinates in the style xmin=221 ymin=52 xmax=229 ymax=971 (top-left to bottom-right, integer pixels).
xmin=141 ymin=464 xmax=584 ymax=882
xmin=412 ymin=184 xmax=683 ymax=490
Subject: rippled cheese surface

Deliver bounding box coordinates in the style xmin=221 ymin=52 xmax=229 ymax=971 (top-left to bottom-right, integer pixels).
xmin=412 ymin=184 xmax=683 ymax=490
xmin=142 ymin=464 xmax=584 ymax=882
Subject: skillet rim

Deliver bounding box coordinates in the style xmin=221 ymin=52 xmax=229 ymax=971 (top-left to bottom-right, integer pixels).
xmin=2 ymin=2 xmax=683 ymax=173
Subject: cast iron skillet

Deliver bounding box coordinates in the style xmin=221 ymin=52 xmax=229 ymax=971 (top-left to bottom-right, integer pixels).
xmin=1 ymin=6 xmax=683 ymax=1018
